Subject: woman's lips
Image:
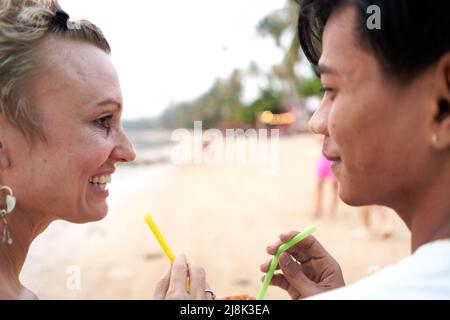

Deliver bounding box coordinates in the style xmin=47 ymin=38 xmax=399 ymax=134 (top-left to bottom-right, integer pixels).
xmin=88 ymin=182 xmax=109 ymax=197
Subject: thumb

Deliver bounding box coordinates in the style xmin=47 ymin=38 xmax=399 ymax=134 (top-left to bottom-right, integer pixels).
xmin=279 ymin=253 xmax=318 ymax=297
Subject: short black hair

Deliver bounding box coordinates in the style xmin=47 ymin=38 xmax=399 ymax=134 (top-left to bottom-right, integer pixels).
xmin=296 ymin=0 xmax=450 ymax=83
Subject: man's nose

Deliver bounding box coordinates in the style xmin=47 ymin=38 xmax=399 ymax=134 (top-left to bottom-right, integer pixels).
xmin=308 ymin=102 xmax=330 ymax=136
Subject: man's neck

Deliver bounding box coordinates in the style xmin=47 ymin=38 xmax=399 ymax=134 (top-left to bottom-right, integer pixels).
xmin=394 ymin=166 xmax=450 ymax=253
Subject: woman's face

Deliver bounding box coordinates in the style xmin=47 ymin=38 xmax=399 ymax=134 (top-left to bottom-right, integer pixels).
xmin=309 ymin=5 xmax=438 ymax=208
xmin=2 ymin=37 xmax=136 ymax=223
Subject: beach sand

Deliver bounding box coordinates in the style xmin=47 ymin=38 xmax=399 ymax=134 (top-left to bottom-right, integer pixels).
xmin=21 ymin=134 xmax=410 ymax=299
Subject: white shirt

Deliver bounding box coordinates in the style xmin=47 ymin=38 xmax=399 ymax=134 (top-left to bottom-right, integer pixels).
xmin=310 ymin=240 xmax=450 ymax=300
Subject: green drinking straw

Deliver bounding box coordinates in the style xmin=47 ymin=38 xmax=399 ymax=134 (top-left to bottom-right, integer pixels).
xmin=256 ymin=225 xmax=317 ymax=300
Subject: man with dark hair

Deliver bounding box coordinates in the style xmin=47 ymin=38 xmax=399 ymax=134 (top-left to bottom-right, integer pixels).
xmin=154 ymin=0 xmax=450 ymax=299
xmin=259 ymin=0 xmax=450 ymax=299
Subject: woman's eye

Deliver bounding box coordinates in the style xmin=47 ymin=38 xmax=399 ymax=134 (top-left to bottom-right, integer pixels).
xmin=94 ymin=115 xmax=113 ymax=131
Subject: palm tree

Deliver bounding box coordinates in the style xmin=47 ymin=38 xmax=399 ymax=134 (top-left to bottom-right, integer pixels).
xmin=257 ymin=1 xmax=319 ymax=131
xmin=257 ymin=0 xmax=301 ymax=89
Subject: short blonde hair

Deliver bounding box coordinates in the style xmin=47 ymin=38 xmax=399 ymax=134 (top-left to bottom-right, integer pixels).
xmin=0 ymin=0 xmax=111 ymax=140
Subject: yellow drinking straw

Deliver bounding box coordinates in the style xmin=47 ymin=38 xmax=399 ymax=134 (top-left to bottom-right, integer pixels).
xmin=144 ymin=214 xmax=190 ymax=291
xmin=144 ymin=214 xmax=175 ymax=262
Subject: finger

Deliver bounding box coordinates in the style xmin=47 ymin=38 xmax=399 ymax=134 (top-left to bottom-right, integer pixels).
xmin=287 ymin=286 xmax=302 ymax=300
xmin=205 ymin=282 xmax=215 ymax=301
xmin=260 ymin=274 xmax=301 ymax=300
xmin=280 ymin=232 xmax=315 ymax=246
xmin=189 ymin=264 xmax=207 ymax=300
xmin=260 ymin=259 xmax=280 ymax=273
xmin=153 ymin=265 xmax=172 ymax=300
xmin=267 ymin=231 xmax=323 ymax=262
xmin=260 ymin=274 xmax=288 ymax=290
xmin=278 ymin=252 xmax=319 ymax=297
xmin=268 ymin=274 xmax=290 ymax=291
xmin=280 ymin=234 xmax=328 ymax=264
xmin=266 ymin=231 xmax=300 ymax=255
xmin=279 ymin=231 xmax=301 ymax=242
xmin=266 ymin=240 xmax=283 ymax=255
xmin=168 ymin=253 xmax=189 ymax=293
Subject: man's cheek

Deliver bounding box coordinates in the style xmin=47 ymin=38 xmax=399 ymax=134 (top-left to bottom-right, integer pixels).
xmin=328 ymin=105 xmax=354 ymax=144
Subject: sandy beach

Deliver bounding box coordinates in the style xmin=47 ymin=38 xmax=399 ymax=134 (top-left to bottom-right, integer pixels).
xmin=20 ymin=133 xmax=410 ymax=299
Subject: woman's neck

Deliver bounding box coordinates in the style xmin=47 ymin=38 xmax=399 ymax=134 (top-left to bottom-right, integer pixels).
xmin=0 ymin=207 xmax=51 ymax=298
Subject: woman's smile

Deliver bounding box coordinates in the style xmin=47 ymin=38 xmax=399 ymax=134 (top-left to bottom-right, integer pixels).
xmin=88 ymin=174 xmax=112 ymax=197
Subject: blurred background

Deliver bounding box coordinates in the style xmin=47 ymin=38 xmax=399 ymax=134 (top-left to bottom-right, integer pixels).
xmin=20 ymin=0 xmax=409 ymax=299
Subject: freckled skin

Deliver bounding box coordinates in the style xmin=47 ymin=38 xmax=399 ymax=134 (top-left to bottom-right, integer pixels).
xmin=1 ymin=36 xmax=136 ymax=223
xmin=0 ymin=36 xmax=137 ymax=299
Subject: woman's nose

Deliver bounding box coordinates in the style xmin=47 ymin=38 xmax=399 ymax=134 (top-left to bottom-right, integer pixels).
xmin=308 ymin=101 xmax=330 ymax=136
xmin=111 ymin=128 xmax=136 ymax=163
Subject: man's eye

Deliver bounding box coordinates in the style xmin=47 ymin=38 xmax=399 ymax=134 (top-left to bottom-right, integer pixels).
xmin=94 ymin=115 xmax=113 ymax=130
xmin=320 ymin=86 xmax=333 ymax=93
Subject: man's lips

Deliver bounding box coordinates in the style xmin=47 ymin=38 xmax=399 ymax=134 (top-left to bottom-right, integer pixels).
xmin=322 ymin=151 xmax=341 ymax=162
xmin=322 ymin=137 xmax=341 ymax=162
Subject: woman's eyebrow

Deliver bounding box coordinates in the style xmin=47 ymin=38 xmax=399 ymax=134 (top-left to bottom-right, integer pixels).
xmin=96 ymin=99 xmax=122 ymax=112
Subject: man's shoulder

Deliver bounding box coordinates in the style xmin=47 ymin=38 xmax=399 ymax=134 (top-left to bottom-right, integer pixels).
xmin=309 ymin=240 xmax=450 ymax=300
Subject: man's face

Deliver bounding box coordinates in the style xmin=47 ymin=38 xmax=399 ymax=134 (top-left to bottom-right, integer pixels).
xmin=309 ymin=4 xmax=436 ymax=208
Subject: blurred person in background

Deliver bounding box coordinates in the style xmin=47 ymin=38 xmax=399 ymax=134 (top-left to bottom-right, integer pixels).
xmin=157 ymin=0 xmax=450 ymax=300
xmin=312 ymin=135 xmax=339 ymax=220
xmin=352 ymin=206 xmax=393 ymax=240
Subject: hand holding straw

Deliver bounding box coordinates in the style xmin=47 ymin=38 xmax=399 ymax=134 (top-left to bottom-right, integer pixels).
xmin=144 ymin=214 xmax=190 ymax=291
xmin=256 ymin=225 xmax=317 ymax=300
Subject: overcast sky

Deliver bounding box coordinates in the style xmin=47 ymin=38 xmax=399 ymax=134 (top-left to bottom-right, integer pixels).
xmin=59 ymin=0 xmax=288 ymax=119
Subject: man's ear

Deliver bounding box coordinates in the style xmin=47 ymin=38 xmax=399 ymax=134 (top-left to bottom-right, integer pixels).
xmin=431 ymin=53 xmax=450 ymax=150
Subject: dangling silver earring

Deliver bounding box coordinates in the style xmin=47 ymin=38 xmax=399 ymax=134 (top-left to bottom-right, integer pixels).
xmin=0 ymin=186 xmax=16 ymax=245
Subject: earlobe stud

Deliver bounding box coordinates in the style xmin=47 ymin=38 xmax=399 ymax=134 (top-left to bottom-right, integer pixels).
xmin=432 ymin=133 xmax=438 ymax=143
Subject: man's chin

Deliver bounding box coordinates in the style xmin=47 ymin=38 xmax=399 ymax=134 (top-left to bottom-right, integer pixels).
xmin=339 ymin=186 xmax=378 ymax=207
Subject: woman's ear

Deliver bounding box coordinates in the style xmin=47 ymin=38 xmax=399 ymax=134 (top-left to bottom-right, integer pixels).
xmin=431 ymin=53 xmax=450 ymax=150
xmin=0 ymin=117 xmax=11 ymax=170
xmin=0 ymin=141 xmax=10 ymax=170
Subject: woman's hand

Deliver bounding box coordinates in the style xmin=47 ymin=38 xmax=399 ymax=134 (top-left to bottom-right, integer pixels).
xmin=260 ymin=231 xmax=345 ymax=299
xmin=154 ymin=253 xmax=213 ymax=300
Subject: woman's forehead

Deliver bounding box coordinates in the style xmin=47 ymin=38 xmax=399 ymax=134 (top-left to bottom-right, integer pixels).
xmin=39 ymin=37 xmax=117 ymax=83
xmin=32 ymin=37 xmax=122 ymax=112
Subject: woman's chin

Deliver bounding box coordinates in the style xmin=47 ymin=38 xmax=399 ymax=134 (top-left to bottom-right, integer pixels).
xmin=89 ymin=205 xmax=108 ymax=222
xmin=90 ymin=209 xmax=108 ymax=222
xmin=70 ymin=205 xmax=108 ymax=223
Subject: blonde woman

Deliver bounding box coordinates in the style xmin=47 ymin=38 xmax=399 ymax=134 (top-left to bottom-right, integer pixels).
xmin=0 ymin=0 xmax=210 ymax=300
